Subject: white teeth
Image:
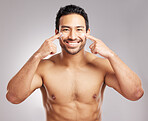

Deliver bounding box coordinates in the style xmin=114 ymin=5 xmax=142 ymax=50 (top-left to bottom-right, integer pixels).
xmin=68 ymin=43 xmax=78 ymax=45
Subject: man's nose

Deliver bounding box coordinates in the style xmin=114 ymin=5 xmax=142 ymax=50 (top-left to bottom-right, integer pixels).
xmin=68 ymin=30 xmax=77 ymax=40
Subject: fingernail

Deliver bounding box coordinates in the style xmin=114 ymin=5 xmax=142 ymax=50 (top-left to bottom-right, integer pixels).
xmin=58 ymin=33 xmax=63 ymax=39
xmin=60 ymin=32 xmax=63 ymax=37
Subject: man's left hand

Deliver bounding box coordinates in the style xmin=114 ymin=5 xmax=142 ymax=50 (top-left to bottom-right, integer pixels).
xmin=86 ymin=34 xmax=114 ymax=59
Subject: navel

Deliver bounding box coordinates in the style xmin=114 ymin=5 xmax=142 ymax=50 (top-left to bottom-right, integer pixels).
xmin=51 ymin=94 xmax=56 ymax=100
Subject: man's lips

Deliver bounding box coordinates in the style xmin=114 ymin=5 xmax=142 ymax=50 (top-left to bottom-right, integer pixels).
xmin=63 ymin=39 xmax=82 ymax=43
xmin=63 ymin=39 xmax=83 ymax=47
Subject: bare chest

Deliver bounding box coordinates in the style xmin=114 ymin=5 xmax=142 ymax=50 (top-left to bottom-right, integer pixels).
xmin=42 ymin=66 xmax=105 ymax=104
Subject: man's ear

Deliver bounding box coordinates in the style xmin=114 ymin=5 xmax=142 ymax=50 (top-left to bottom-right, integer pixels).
xmin=55 ymin=29 xmax=59 ymax=35
xmin=86 ymin=28 xmax=90 ymax=35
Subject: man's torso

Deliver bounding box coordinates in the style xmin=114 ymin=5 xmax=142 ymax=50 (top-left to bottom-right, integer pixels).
xmin=39 ymin=52 xmax=108 ymax=121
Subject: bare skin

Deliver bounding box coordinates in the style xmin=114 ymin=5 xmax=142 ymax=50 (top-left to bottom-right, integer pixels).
xmin=6 ymin=14 xmax=144 ymax=121
xmin=39 ymin=51 xmax=107 ymax=121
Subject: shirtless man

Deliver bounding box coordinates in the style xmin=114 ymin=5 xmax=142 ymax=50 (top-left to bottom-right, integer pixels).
xmin=6 ymin=4 xmax=144 ymax=121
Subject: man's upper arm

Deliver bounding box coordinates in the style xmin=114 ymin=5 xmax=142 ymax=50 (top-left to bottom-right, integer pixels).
xmin=30 ymin=73 xmax=43 ymax=94
xmin=104 ymin=59 xmax=126 ymax=97
xmin=105 ymin=72 xmax=123 ymax=95
xmin=28 ymin=60 xmax=44 ymax=96
xmin=29 ymin=59 xmax=54 ymax=96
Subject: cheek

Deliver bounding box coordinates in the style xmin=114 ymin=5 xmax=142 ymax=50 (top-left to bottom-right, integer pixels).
xmin=78 ymin=33 xmax=86 ymax=41
xmin=60 ymin=33 xmax=68 ymax=41
xmin=81 ymin=33 xmax=86 ymax=37
xmin=58 ymin=37 xmax=64 ymax=44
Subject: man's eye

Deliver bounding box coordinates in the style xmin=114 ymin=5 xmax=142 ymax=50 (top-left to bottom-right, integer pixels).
xmin=63 ymin=29 xmax=69 ymax=31
xmin=77 ymin=29 xmax=83 ymax=31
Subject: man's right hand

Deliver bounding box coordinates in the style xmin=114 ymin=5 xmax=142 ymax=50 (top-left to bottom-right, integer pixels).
xmin=35 ymin=33 xmax=62 ymax=59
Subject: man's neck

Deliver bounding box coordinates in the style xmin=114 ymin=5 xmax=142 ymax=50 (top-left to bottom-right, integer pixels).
xmin=60 ymin=49 xmax=87 ymax=68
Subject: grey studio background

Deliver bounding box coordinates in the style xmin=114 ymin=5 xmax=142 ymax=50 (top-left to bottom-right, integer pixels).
xmin=0 ymin=0 xmax=148 ymax=121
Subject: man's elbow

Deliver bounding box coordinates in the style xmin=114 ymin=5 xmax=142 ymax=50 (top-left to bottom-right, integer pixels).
xmin=6 ymin=92 xmax=23 ymax=104
xmin=135 ymin=87 xmax=144 ymax=100
xmin=130 ymin=87 xmax=144 ymax=101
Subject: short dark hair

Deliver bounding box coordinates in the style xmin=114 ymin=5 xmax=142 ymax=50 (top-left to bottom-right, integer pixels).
xmin=55 ymin=4 xmax=89 ymax=32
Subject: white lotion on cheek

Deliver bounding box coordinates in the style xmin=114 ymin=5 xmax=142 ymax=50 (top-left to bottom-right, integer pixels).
xmin=60 ymin=32 xmax=69 ymax=38
xmin=81 ymin=33 xmax=86 ymax=37
xmin=59 ymin=32 xmax=63 ymax=38
xmin=77 ymin=33 xmax=86 ymax=40
xmin=59 ymin=32 xmax=67 ymax=40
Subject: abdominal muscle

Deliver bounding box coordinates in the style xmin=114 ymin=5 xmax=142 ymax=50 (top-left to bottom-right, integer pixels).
xmin=46 ymin=99 xmax=102 ymax=121
xmin=40 ymin=85 xmax=104 ymax=121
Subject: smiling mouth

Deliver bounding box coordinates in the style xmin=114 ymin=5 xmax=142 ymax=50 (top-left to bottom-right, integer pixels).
xmin=64 ymin=39 xmax=82 ymax=44
xmin=63 ymin=39 xmax=82 ymax=47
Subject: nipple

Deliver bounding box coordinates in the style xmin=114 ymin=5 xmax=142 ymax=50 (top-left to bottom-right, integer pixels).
xmin=51 ymin=94 xmax=56 ymax=100
xmin=93 ymin=94 xmax=97 ymax=99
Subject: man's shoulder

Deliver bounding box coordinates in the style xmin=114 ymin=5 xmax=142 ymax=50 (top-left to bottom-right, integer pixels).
xmin=38 ymin=53 xmax=60 ymax=69
xmin=86 ymin=51 xmax=110 ymax=69
xmin=86 ymin=51 xmax=107 ymax=63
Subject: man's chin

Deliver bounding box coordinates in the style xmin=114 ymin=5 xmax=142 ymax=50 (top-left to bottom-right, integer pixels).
xmin=64 ymin=48 xmax=81 ymax=55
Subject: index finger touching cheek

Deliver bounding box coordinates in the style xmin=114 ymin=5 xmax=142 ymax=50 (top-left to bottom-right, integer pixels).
xmin=47 ymin=32 xmax=62 ymax=42
xmin=86 ymin=34 xmax=98 ymax=42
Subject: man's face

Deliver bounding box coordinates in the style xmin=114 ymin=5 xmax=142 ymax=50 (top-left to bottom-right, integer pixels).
xmin=57 ymin=14 xmax=89 ymax=55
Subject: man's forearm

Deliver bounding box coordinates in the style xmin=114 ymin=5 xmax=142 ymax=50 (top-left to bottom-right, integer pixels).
xmin=6 ymin=52 xmax=41 ymax=102
xmin=86 ymin=34 xmax=144 ymax=99
xmin=6 ymin=33 xmax=61 ymax=104
xmin=108 ymin=52 xmax=144 ymax=98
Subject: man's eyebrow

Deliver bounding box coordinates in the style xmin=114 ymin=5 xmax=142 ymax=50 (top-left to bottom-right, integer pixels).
xmin=76 ymin=26 xmax=85 ymax=28
xmin=61 ymin=26 xmax=85 ymax=28
xmin=61 ymin=26 xmax=70 ymax=28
